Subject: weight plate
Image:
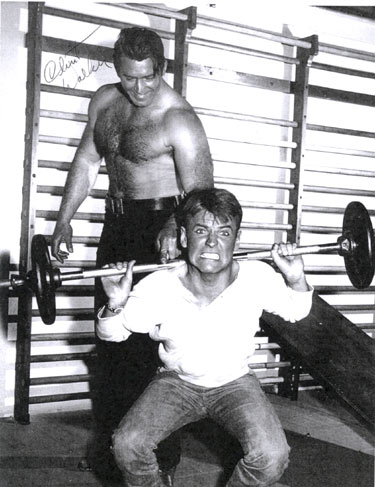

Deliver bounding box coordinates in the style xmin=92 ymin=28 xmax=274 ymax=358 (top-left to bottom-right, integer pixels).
xmin=342 ymin=202 xmax=375 ymax=289
xmin=31 ymin=234 xmax=56 ymax=324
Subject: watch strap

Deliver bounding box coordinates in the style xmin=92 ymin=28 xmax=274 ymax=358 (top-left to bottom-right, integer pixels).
xmin=105 ymin=303 xmax=124 ymax=314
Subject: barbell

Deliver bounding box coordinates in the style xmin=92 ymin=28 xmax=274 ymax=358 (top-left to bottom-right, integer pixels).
xmin=0 ymin=201 xmax=374 ymax=325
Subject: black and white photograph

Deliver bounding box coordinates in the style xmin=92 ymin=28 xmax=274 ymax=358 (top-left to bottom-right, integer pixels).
xmin=0 ymin=2 xmax=374 ymax=486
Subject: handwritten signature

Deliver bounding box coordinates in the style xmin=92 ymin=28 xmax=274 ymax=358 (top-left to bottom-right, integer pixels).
xmin=43 ymin=26 xmax=113 ymax=89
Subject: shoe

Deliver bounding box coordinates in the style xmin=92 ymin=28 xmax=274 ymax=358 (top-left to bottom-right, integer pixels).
xmin=159 ymin=466 xmax=176 ymax=487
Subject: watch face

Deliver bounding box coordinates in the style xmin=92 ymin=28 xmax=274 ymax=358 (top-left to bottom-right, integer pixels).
xmin=106 ymin=304 xmax=123 ymax=314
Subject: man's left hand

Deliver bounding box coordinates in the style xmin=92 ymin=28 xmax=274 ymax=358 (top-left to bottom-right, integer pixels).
xmin=156 ymin=225 xmax=181 ymax=263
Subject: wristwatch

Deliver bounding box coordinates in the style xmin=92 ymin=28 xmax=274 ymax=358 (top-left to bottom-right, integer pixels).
xmin=105 ymin=303 xmax=124 ymax=314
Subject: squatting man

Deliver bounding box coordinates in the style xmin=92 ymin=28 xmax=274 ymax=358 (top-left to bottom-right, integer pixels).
xmin=97 ymin=188 xmax=313 ymax=487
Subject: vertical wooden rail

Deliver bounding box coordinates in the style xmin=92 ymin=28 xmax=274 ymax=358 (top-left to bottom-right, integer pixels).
xmin=0 ymin=252 xmax=10 ymax=414
xmin=14 ymin=2 xmax=43 ymax=424
xmin=174 ymin=7 xmax=197 ymax=97
xmin=278 ymin=36 xmax=319 ymax=400
xmin=287 ymin=35 xmax=319 ymax=244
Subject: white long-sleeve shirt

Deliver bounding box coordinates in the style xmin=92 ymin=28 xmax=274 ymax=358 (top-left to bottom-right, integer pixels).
xmin=97 ymin=261 xmax=313 ymax=387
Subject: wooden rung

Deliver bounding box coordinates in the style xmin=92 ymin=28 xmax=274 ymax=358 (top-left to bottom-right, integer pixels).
xmin=312 ymin=62 xmax=375 ymax=80
xmin=40 ymin=235 xmax=100 ymax=246
xmin=37 ymin=185 xmax=106 ymax=198
xmin=300 ymin=224 xmax=341 ymax=234
xmin=214 ymin=157 xmax=296 ymax=170
xmin=30 ymin=374 xmax=91 ymax=385
xmin=40 ymin=109 xmax=88 ymax=122
xmin=357 ymin=324 xmax=375 ymax=330
xmin=209 ymin=136 xmax=296 ymax=150
xmin=315 ymin=286 xmax=375 ymax=294
xmin=215 ymin=176 xmax=294 ymax=190
xmin=304 ymin=185 xmax=375 ymax=198
xmin=31 ymin=309 xmax=95 ymax=320
xmin=258 ymin=377 xmax=284 ymax=384
xmin=196 ymin=107 xmax=297 ymax=128
xmin=39 ymin=135 xmax=80 ymax=147
xmin=29 ymin=392 xmax=91 ymax=404
xmin=256 ymin=343 xmax=280 ymax=351
xmin=334 ymin=304 xmax=375 ymax=312
xmin=249 ymin=361 xmax=291 ymax=369
xmin=51 ymin=260 xmax=96 ymax=269
xmin=241 ymin=222 xmax=292 ymax=231
xmin=303 ymin=205 xmax=375 ymax=217
xmin=56 ymin=285 xmax=94 ymax=296
xmin=319 ymin=42 xmax=375 ymax=62
xmin=307 ymin=144 xmax=375 ymax=158
xmin=307 ymin=124 xmax=375 ymax=138
xmin=36 ymin=209 xmax=104 ymax=222
xmin=239 ymin=201 xmax=293 ymax=210
xmin=41 ymin=83 xmax=93 ymax=98
xmin=306 ymin=165 xmax=375 ymax=178
xmin=304 ymin=266 xmax=346 ymax=274
xmin=190 ymin=36 xmax=298 ymax=65
xmin=31 ymin=332 xmax=95 ymax=341
xmin=38 ymin=159 xmax=106 ymax=175
xmin=30 ymin=351 xmax=96 ymax=363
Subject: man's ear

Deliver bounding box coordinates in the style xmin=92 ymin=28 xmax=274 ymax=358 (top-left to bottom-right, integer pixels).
xmin=234 ymin=229 xmax=241 ymax=252
xmin=162 ymin=59 xmax=168 ymax=76
xmin=180 ymin=226 xmax=187 ymax=249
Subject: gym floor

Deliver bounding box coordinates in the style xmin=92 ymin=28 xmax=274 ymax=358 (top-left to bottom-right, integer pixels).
xmin=0 ymin=389 xmax=374 ymax=487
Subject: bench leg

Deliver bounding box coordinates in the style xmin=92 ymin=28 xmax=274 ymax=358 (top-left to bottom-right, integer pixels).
xmin=278 ymin=354 xmax=302 ymax=401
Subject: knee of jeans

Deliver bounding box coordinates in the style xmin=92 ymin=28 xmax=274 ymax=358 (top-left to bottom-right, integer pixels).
xmin=112 ymin=425 xmax=149 ymax=468
xmin=244 ymin=441 xmax=290 ymax=483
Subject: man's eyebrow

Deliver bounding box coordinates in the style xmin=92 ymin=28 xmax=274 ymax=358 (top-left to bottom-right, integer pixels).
xmin=193 ymin=223 xmax=234 ymax=230
xmin=122 ymin=72 xmax=154 ymax=78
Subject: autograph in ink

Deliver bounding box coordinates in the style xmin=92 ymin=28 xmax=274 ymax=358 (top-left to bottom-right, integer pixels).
xmin=43 ymin=26 xmax=113 ymax=89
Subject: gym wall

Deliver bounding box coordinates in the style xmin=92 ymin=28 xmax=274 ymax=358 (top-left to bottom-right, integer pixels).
xmin=0 ymin=2 xmax=374 ymax=419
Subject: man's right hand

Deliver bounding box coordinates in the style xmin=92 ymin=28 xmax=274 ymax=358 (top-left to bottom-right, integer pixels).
xmin=51 ymin=223 xmax=74 ymax=263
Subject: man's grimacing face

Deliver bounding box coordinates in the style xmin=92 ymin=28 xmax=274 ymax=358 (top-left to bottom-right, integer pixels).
xmin=116 ymin=56 xmax=164 ymax=107
xmin=180 ymin=210 xmax=241 ymax=274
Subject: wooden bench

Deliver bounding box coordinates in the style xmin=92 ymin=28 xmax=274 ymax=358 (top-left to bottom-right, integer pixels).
xmin=260 ymin=292 xmax=375 ymax=430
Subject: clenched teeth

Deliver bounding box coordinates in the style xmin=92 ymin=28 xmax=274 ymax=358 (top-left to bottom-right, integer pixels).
xmin=200 ymin=253 xmax=220 ymax=260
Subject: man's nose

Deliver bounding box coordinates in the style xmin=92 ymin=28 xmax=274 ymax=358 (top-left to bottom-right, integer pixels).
xmin=135 ymin=79 xmax=144 ymax=93
xmin=206 ymin=233 xmax=218 ymax=247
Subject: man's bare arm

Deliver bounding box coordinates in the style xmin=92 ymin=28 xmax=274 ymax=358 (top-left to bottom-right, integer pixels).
xmin=166 ymin=108 xmax=214 ymax=193
xmin=156 ymin=108 xmax=214 ymax=262
xmin=51 ymin=91 xmax=103 ymax=262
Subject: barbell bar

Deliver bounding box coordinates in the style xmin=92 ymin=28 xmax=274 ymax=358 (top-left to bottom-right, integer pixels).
xmin=0 ymin=201 xmax=374 ymax=325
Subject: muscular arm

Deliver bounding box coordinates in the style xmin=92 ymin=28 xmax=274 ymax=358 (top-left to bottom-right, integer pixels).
xmin=166 ymin=108 xmax=214 ymax=193
xmin=51 ymin=90 xmax=104 ymax=262
xmin=156 ymin=108 xmax=214 ymax=261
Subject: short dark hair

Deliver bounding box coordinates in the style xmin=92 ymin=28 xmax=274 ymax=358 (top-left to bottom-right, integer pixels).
xmin=113 ymin=27 xmax=165 ymax=74
xmin=177 ymin=188 xmax=243 ymax=231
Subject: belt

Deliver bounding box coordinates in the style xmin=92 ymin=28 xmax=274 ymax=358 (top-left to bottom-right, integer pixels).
xmin=105 ymin=194 xmax=183 ymax=215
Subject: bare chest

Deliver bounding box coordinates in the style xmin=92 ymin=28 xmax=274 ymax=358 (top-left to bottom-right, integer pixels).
xmin=94 ymin=102 xmax=169 ymax=163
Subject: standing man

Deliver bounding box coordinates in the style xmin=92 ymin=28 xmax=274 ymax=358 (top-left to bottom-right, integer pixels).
xmin=51 ymin=27 xmax=213 ymax=484
xmin=97 ymin=188 xmax=313 ymax=487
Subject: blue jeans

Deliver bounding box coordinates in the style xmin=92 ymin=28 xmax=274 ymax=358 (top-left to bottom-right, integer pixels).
xmin=112 ymin=370 xmax=290 ymax=487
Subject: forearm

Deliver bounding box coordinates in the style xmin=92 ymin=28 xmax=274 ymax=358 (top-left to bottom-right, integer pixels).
xmin=56 ymin=157 xmax=100 ymax=224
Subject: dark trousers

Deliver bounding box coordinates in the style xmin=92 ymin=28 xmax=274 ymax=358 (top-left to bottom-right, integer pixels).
xmin=91 ymin=206 xmax=181 ymax=479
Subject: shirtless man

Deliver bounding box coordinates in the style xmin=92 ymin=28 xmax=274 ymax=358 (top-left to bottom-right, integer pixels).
xmin=51 ymin=27 xmax=213 ymax=484
xmin=52 ymin=27 xmax=213 ymax=264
